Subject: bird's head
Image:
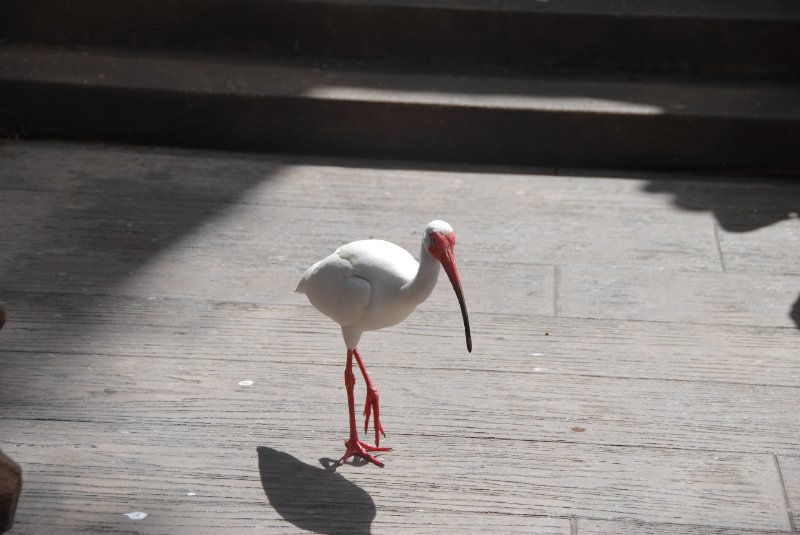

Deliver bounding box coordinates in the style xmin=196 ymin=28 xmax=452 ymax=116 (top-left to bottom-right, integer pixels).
xmin=423 ymin=220 xmax=456 ymax=254
xmin=423 ymin=220 xmax=471 ymax=353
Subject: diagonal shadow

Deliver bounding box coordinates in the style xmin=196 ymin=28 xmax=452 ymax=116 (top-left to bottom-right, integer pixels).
xmin=0 ymin=141 xmax=282 ymax=349
xmin=257 ymin=447 xmax=375 ymax=535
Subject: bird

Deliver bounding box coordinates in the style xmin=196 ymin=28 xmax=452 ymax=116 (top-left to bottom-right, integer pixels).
xmin=296 ymin=220 xmax=471 ymax=467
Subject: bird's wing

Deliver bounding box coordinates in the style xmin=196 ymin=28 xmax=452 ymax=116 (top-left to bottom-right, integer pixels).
xmin=296 ymin=251 xmax=372 ymax=327
xmin=336 ymin=240 xmax=418 ymax=283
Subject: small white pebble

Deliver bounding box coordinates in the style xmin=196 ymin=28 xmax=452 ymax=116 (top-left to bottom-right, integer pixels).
xmin=530 ymin=352 xmax=544 ymax=357
xmin=123 ymin=512 xmax=147 ymax=520
xmin=239 ymin=380 xmax=254 ymax=386
xmin=186 ymin=491 xmax=197 ymax=496
xmin=534 ymin=367 xmax=548 ymax=373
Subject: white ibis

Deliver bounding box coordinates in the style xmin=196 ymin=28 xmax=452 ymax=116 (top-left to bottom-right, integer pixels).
xmin=296 ymin=220 xmax=471 ymax=467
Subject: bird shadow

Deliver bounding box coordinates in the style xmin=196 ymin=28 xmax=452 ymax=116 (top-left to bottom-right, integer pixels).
xmin=791 ymin=294 xmax=800 ymax=330
xmin=257 ymin=447 xmax=376 ymax=535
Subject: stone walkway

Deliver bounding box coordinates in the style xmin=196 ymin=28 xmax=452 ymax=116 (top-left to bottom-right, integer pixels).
xmin=0 ymin=140 xmax=798 ymax=534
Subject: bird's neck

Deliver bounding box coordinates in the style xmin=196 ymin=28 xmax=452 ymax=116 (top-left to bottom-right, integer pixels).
xmin=403 ymin=242 xmax=441 ymax=305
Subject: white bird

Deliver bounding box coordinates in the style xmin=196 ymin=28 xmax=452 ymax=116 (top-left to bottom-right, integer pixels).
xmin=296 ymin=220 xmax=471 ymax=467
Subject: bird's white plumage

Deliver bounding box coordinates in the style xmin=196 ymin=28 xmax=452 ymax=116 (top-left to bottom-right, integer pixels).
xmin=425 ymin=220 xmax=453 ymax=235
xmin=297 ymin=237 xmax=441 ymax=348
xmin=296 ymin=221 xmax=469 ymax=467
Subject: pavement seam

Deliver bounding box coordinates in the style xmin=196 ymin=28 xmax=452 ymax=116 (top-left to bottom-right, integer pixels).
xmin=773 ymin=453 xmax=796 ymax=531
xmin=553 ymin=265 xmax=561 ymax=317
xmin=713 ymin=222 xmax=726 ymax=272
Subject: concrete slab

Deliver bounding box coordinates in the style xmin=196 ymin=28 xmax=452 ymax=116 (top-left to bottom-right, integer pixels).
xmin=0 ymin=140 xmax=798 ymax=534
xmin=2 ymin=44 xmax=799 ymax=171
xmin=2 ymin=0 xmax=799 ymax=80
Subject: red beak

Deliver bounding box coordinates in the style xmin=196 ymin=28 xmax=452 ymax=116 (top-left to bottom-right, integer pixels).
xmin=439 ymin=248 xmax=472 ymax=353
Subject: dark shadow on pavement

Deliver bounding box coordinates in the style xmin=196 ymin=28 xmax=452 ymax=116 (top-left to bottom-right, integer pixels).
xmin=0 ymin=141 xmax=281 ymax=378
xmin=257 ymin=446 xmax=375 ymax=535
xmin=643 ymin=177 xmax=800 ymax=329
xmin=643 ymin=177 xmax=800 ymax=232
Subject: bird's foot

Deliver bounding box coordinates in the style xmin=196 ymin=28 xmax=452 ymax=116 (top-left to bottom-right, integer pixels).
xmin=340 ymin=438 xmax=391 ymax=468
xmin=363 ymin=386 xmax=386 ymax=446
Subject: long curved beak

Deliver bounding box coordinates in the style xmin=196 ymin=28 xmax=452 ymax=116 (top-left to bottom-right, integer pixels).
xmin=440 ymin=248 xmax=472 ymax=352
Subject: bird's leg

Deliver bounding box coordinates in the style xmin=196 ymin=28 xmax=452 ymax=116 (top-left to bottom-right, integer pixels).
xmin=341 ymin=348 xmax=391 ymax=468
xmin=352 ymin=348 xmax=385 ymax=446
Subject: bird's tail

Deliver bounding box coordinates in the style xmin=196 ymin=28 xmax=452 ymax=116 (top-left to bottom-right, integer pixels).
xmin=294 ymin=278 xmax=307 ymax=294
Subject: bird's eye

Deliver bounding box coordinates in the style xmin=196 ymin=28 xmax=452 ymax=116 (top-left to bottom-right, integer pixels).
xmin=431 ymin=236 xmax=437 ymax=244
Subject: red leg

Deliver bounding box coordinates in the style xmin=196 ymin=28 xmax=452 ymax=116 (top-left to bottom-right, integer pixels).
xmin=352 ymin=348 xmax=386 ymax=446
xmin=340 ymin=348 xmax=391 ymax=468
